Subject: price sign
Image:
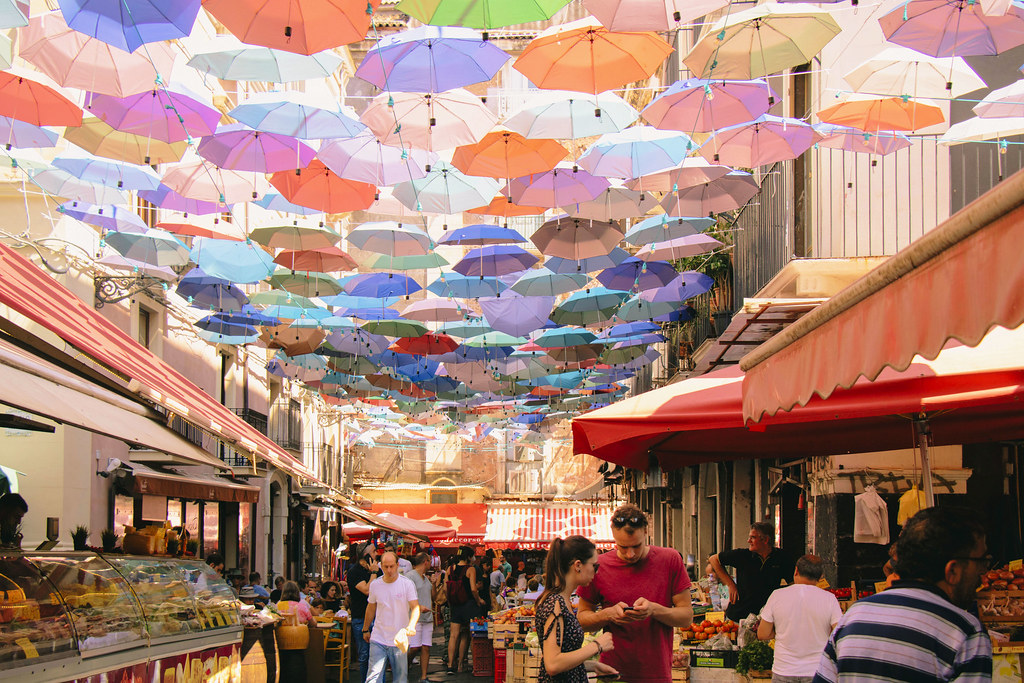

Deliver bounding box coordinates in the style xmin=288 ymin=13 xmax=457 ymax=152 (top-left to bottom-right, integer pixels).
xmin=817 ymin=578 xmax=830 ymax=589
xmin=703 ymin=611 xmax=725 ymax=623
xmin=1008 ymin=559 xmax=1022 ymax=571
xmin=15 ymin=637 xmax=38 ymax=659
xmin=874 ymin=581 xmax=888 ymax=594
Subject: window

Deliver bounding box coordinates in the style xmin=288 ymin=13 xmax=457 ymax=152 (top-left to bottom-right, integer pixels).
xmin=137 ymin=308 xmax=151 ymax=348
xmin=430 ymin=490 xmax=457 ymax=504
xmin=137 ymin=197 xmax=157 ymax=228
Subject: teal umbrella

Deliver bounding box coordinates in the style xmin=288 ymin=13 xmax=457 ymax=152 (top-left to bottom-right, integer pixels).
xmin=615 ymin=294 xmax=681 ymax=322
xmin=510 ymin=268 xmax=589 ymax=297
xmin=550 ymin=287 xmax=628 ymax=325
xmin=464 ymin=331 xmax=526 ymax=347
xmin=535 ymin=326 xmax=598 ymax=348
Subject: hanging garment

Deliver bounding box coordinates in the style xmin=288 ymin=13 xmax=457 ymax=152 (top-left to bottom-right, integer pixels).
xmin=854 ymin=485 xmax=889 ymax=544
xmin=897 ymin=484 xmax=928 ymax=525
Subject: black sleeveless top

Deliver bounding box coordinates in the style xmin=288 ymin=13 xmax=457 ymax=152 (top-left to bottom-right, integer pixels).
xmin=534 ymin=593 xmax=586 ymax=683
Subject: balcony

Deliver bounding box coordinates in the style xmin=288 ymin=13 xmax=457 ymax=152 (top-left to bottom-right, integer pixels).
xmin=269 ymin=398 xmax=302 ymax=452
xmin=300 ymin=443 xmax=340 ymax=491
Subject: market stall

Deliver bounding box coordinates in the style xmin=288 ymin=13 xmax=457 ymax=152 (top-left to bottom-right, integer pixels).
xmin=0 ymin=551 xmax=241 ymax=682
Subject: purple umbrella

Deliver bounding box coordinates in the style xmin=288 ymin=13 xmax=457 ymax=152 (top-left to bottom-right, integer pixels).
xmin=355 ymin=26 xmax=511 ymax=93
xmin=343 ymin=272 xmax=423 ymax=298
xmin=640 ymin=271 xmax=714 ymax=303
xmin=317 ymin=132 xmax=435 ymax=186
xmin=597 ymin=257 xmax=679 ymax=292
xmin=813 ymin=123 xmax=911 ymax=155
xmin=699 ymin=114 xmax=815 ymax=167
xmin=139 ymin=183 xmax=229 ymax=215
xmin=437 ymin=224 xmax=527 ymax=246
xmin=636 ymin=234 xmax=724 ymax=261
xmin=660 ymin=171 xmax=759 ymax=216
xmin=545 ymin=246 xmax=630 ymax=274
xmin=642 ymin=78 xmax=778 ymax=134
xmin=85 ymin=85 xmax=221 ymax=143
xmin=479 ymin=291 xmax=555 ymax=337
xmin=452 ymin=245 xmax=539 ymax=277
xmin=326 ymin=329 xmax=390 ymax=355
xmin=508 ymin=164 xmax=609 ymax=208
xmin=197 ymin=123 xmax=316 ymax=173
xmin=879 ymin=0 xmax=1024 ymax=58
xmin=58 ymin=0 xmax=201 ymax=52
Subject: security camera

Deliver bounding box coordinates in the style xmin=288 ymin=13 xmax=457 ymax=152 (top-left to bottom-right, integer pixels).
xmin=97 ymin=458 xmax=122 ymax=478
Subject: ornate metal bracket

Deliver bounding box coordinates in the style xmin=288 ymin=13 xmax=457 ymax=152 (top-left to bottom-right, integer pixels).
xmin=93 ymin=275 xmax=167 ymax=308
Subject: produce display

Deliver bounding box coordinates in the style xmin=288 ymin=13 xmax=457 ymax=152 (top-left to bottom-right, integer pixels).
xmin=492 ymin=605 xmax=536 ymax=624
xmin=979 ymin=565 xmax=1024 ymax=592
xmin=678 ymin=618 xmax=738 ymax=643
xmin=978 ymin=563 xmax=1024 ymax=620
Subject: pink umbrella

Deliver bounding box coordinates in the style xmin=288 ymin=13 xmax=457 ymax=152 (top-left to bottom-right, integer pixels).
xmin=635 ymin=234 xmax=724 ymax=261
xmin=317 ymin=132 xmax=435 ymax=185
xmin=584 ymin=0 xmax=729 ymax=31
xmin=359 ymin=88 xmax=497 ymax=152
xmin=626 ymin=158 xmax=733 ymax=193
xmin=698 ymin=115 xmax=815 ymax=167
xmin=19 ymin=12 xmax=175 ymax=98
xmin=813 ymin=124 xmax=912 ymax=155
xmin=531 ymin=214 xmax=624 ymax=260
xmin=660 ymin=171 xmax=759 ymax=216
xmin=641 ymin=78 xmax=778 ymax=134
xmin=85 ymin=85 xmax=221 ymax=143
xmin=401 ymin=298 xmax=465 ymax=323
xmin=879 ymin=0 xmax=1024 ymax=57
xmin=197 ymin=123 xmax=317 ymax=173
xmin=162 ymin=155 xmax=269 ymax=204
xmin=508 ymin=164 xmax=610 ymax=208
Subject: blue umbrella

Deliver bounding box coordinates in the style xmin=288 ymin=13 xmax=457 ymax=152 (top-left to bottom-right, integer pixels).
xmin=355 ymin=26 xmax=510 ymax=93
xmin=513 ymin=413 xmax=545 ymax=425
xmin=427 ymin=273 xmax=506 ymax=299
xmin=479 ymin=291 xmax=554 ymax=337
xmin=602 ymin=322 xmax=660 ymax=338
xmin=53 ymin=150 xmax=162 ymax=191
xmin=436 ymin=224 xmax=527 ymax=246
xmin=417 ymin=376 xmax=460 ymax=394
xmin=509 ymin=267 xmax=588 ymax=296
xmin=346 ymin=307 xmax=402 ymax=321
xmin=229 ymin=91 xmax=367 ymax=140
xmin=615 ymin=294 xmax=681 ymax=322
xmin=0 ymin=115 xmax=59 ymax=149
xmin=342 ymin=272 xmax=422 ymax=298
xmin=520 ymin=371 xmax=583 ymax=389
xmin=577 ymin=126 xmax=695 ymax=179
xmin=435 ymin=345 xmax=512 ymax=363
xmin=640 ymin=272 xmax=714 ymax=303
xmin=545 ymin=247 xmax=629 ymax=274
xmin=190 ymin=237 xmax=276 ymax=284
xmin=58 ymin=0 xmax=201 ymax=52
xmin=195 ymin=314 xmax=258 ymax=345
xmin=607 ymin=333 xmax=665 ymax=348
xmin=261 ymin=304 xmax=333 ymax=321
xmin=597 ymin=257 xmax=679 ymax=292
xmin=320 ymin=293 xmax=401 ymax=309
xmin=253 ymin=192 xmax=320 ymax=215
xmin=624 ymin=215 xmax=715 ymax=246
xmin=213 ymin=306 xmax=281 ymax=327
xmin=535 ymin=326 xmax=598 ymax=348
xmin=176 ymin=268 xmax=249 ymax=312
xmin=653 ymin=305 xmax=696 ymax=323
xmin=452 ymin=245 xmax=539 ymax=277
xmin=58 ymin=202 xmax=147 ymax=232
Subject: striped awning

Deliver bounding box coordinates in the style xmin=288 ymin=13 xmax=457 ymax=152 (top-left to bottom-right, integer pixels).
xmin=483 ymin=503 xmax=616 ymax=550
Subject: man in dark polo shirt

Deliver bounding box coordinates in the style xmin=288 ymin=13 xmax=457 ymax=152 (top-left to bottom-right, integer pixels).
xmin=709 ymin=522 xmax=795 ymax=622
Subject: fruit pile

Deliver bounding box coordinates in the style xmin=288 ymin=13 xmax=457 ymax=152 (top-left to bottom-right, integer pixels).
xmin=678 ymin=618 xmax=738 ymax=642
xmin=492 ymin=605 xmax=536 ymax=624
xmin=827 ymin=588 xmax=874 ymax=600
xmin=980 ymin=565 xmax=1024 ymax=592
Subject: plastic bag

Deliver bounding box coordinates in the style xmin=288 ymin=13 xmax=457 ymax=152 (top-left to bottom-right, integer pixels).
xmin=737 ymin=614 xmax=759 ymax=649
xmin=704 ymin=632 xmax=735 ymax=650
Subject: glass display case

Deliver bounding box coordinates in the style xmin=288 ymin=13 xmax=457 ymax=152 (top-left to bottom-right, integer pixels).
xmin=0 ymin=553 xmax=240 ymax=677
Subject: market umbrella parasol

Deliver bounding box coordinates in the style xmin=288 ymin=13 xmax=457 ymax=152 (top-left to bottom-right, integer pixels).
xmin=813 ymin=124 xmax=912 ymax=155
xmin=86 ymin=84 xmax=220 ymax=143
xmin=190 ymin=237 xmax=277 ymax=284
xmin=392 ymin=161 xmax=502 ymax=214
xmin=817 ymin=97 xmax=945 ymax=132
xmin=508 ymin=165 xmax=610 ymax=208
xmin=251 ymin=220 xmax=341 ymax=251
xmin=64 ymin=116 xmax=188 ymax=165
xmin=578 ymin=126 xmax=694 ymax=180
xmin=176 ymin=268 xmax=249 ymax=312
xmin=437 ymin=224 xmax=526 ymax=246
xmin=562 ymin=185 xmax=660 ymax=221
xmin=452 ymin=245 xmax=539 ymax=277
xmin=510 ymin=268 xmax=589 ymax=297
xmin=699 ymin=114 xmax=816 ymax=167
xmin=635 ymin=234 xmax=724 ymax=261
xmin=347 ymin=221 xmax=432 ymax=257
xmin=273 ymin=245 xmax=357 ymax=273
xmin=843 ymin=47 xmax=987 ymax=99
xmin=624 ymin=215 xmax=714 ymax=246
xmin=395 ymin=0 xmax=570 ymax=29
xmin=0 ymin=116 xmax=58 ymax=149
xmin=479 ymin=291 xmax=554 ymax=338
xmin=317 ymin=132 xmax=434 ymax=186
xmin=531 ymin=214 xmax=624 ymax=260
xmin=163 ymin=156 xmax=269 ymax=204
xmin=197 ymin=124 xmax=317 ymax=173
xmin=878 ymin=0 xmax=1024 ymax=58
xmin=186 ymin=35 xmax=344 ymax=82
xmin=642 ymin=78 xmax=778 ymax=134
xmin=401 ymin=298 xmax=465 ymax=323
xmin=57 ymin=0 xmax=201 ymax=52
xmin=452 ymin=130 xmax=567 ymax=183
xmin=229 ymin=91 xmax=367 ymax=140
xmin=660 ymin=171 xmax=760 ymax=216
xmin=360 ymin=89 xmax=497 ymax=152
xmin=269 ymin=160 xmax=376 ymax=213
xmin=0 ymin=66 xmax=82 ymax=126
xmin=504 ymin=90 xmax=639 ymax=139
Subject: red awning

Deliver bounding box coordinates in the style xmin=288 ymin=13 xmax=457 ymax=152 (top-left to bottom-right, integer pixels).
xmin=483 ymin=504 xmax=616 ymax=549
xmin=740 ymin=168 xmax=1024 ymax=423
xmin=342 ymin=512 xmax=455 ymax=541
xmin=370 ymin=503 xmax=486 ymax=545
xmin=0 ymin=242 xmax=325 ymax=486
xmin=572 ymin=325 xmax=1024 ymax=469
xmin=129 ymin=463 xmax=259 ymax=504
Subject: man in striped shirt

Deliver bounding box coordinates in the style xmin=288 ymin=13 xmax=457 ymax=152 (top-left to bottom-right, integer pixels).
xmin=814 ymin=506 xmax=992 ymax=682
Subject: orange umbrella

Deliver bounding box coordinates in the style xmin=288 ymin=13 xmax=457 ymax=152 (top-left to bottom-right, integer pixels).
xmin=467 ymin=195 xmax=548 ymax=217
xmin=202 ymin=0 xmax=381 ymax=56
xmin=269 ymin=160 xmax=376 ymax=213
xmin=817 ymin=97 xmax=945 ymax=132
xmin=273 ymin=245 xmax=358 ymax=273
xmin=0 ymin=67 xmax=82 ymax=126
xmin=513 ymin=17 xmax=673 ymax=95
xmin=452 ymin=130 xmax=567 ymax=180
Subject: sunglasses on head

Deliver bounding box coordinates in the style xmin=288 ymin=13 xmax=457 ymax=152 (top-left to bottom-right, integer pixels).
xmin=612 ymin=514 xmax=646 ymax=527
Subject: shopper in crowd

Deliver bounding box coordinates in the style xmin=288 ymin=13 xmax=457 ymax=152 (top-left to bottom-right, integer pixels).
xmin=269 ymin=576 xmax=285 ymax=603
xmin=321 ymin=581 xmax=343 ymax=613
xmin=278 ymin=580 xmax=317 ymax=625
xmin=404 ymin=552 xmax=436 ymax=683
xmin=446 ymin=545 xmax=484 ymax=675
xmin=500 ymin=553 xmax=512 ymax=580
xmin=349 ymin=543 xmax=380 ymax=683
xmin=364 ymin=551 xmax=420 ymax=683
xmin=387 ymin=542 xmax=414 ymax=573
xmin=813 ymin=507 xmax=992 ymax=682
xmin=205 ymin=552 xmax=225 ymax=576
xmin=515 ymin=560 xmax=529 ymax=592
xmin=489 ymin=555 xmax=506 ymax=606
xmin=708 ymin=522 xmax=795 ymax=622
xmin=577 ymin=504 xmax=693 ymax=683
xmin=475 ymin=551 xmax=492 ymax=614
xmin=245 ymin=572 xmax=271 ymax=600
xmin=536 ymin=535 xmax=617 ymax=683
xmin=757 ymin=555 xmax=842 ymax=683
xmin=0 ymin=493 xmax=27 ymax=548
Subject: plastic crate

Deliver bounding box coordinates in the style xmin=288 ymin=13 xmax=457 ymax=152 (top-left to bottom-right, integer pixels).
xmin=689 ymin=649 xmax=738 ymax=669
xmin=473 ymin=636 xmax=494 ymax=677
xmin=494 ymin=648 xmax=507 ymax=683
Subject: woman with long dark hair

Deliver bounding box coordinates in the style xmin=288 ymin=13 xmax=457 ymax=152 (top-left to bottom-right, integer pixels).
xmin=445 ymin=545 xmax=483 ymax=675
xmin=535 ymin=536 xmax=617 ymax=683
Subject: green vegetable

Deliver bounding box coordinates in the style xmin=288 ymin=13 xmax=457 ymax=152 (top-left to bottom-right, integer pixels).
xmin=736 ymin=640 xmax=774 ymax=674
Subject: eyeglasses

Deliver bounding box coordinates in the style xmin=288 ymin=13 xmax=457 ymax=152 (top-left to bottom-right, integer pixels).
xmin=611 ymin=514 xmax=646 ymax=527
xmin=953 ymin=555 xmax=995 ymax=569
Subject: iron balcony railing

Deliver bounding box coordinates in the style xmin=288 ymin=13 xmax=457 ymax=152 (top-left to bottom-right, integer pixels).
xmin=269 ymin=398 xmax=302 ymax=452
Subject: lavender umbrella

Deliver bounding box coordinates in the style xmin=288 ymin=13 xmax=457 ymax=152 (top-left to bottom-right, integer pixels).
xmin=317 ymin=132 xmax=435 ymax=186
xmin=437 ymin=224 xmax=527 ymax=246
xmin=0 ymin=115 xmax=58 ymax=149
xmin=197 ymin=123 xmax=316 ymax=173
xmin=699 ymin=115 xmax=815 ymax=167
xmin=58 ymin=201 xmax=147 ymax=232
xmin=642 ymin=78 xmax=778 ymax=134
xmin=85 ymin=85 xmax=221 ymax=143
xmin=452 ymin=245 xmax=539 ymax=277
xmin=813 ymin=124 xmax=912 ymax=155
xmin=636 ymin=234 xmax=724 ymax=261
xmin=140 ymin=183 xmax=229 ymax=215
xmin=479 ymin=291 xmax=554 ymax=337
xmin=57 ymin=0 xmax=201 ymax=52
xmin=176 ymin=267 xmax=249 ymax=312
xmin=879 ymin=0 xmax=1024 ymax=58
xmin=624 ymin=215 xmax=715 ymax=246
xmin=508 ymin=164 xmax=610 ymax=208
xmin=640 ymin=271 xmax=714 ymax=303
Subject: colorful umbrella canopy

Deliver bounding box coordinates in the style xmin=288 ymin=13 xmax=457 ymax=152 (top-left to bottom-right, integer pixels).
xmin=878 ymin=0 xmax=1024 ymax=58
xmin=504 ymin=90 xmax=639 ymax=139
xmin=250 ymin=220 xmax=341 ymax=250
xmin=938 ymin=115 xmax=1024 ymax=144
xmin=396 ymin=0 xmax=570 ymax=29
xmin=813 ymin=124 xmax=912 ymax=155
xmin=59 ymin=201 xmax=147 ymax=232
xmin=391 ymin=333 xmax=459 ymax=356
xmin=545 ymin=246 xmax=629 ymax=274
xmin=584 ymin=0 xmax=729 ymax=31
xmin=186 ymin=35 xmax=344 ymax=82
xmin=626 ymin=158 xmax=733 ymax=193
xmin=229 ymin=91 xmax=367 ymax=140
xmin=362 ymin=318 xmax=429 ymax=338
xmin=508 ymin=165 xmax=610 ymax=207
xmin=28 ymin=167 xmax=130 ymax=205
xmin=157 ymin=217 xmax=240 ymax=241
xmin=268 ymin=270 xmax=344 ymax=297
xmin=0 ymin=115 xmax=59 ymax=149
xmin=105 ymin=228 xmax=189 ymax=267
xmin=19 ymin=12 xmax=175 ymax=98
xmin=578 ymin=126 xmax=694 ymax=179
xmin=510 ymin=268 xmax=589 ymax=296
xmin=86 ymin=85 xmax=220 ymax=143
xmin=817 ymin=97 xmax=945 ymax=132
xmin=428 ymin=272 xmax=506 ymax=298
xmin=535 ymin=326 xmax=598 ymax=348
xmin=615 ymin=294 xmax=680 ymax=322
xmin=360 ymin=89 xmax=498 ymax=151
xmin=53 ymin=149 xmax=161 ymax=191
xmin=684 ymin=3 xmax=842 ymax=79
xmin=0 ymin=0 xmax=25 ymax=28
xmin=639 ymin=271 xmax=714 ymax=303
xmin=479 ymin=291 xmax=554 ymax=337
xmin=392 ymin=161 xmax=501 ymax=214
xmin=437 ymin=224 xmax=526 ymax=246
xmin=343 ymin=272 xmax=423 ymax=298
xmin=57 ymin=0 xmax=201 ymax=52
xmin=64 ymin=116 xmax=188 ymax=165
xmin=140 ymin=183 xmax=228 ymax=215
xmin=317 ymin=132 xmax=434 ymax=186
xmin=203 ymin=0 xmax=380 ymax=56
xmin=562 ymin=185 xmax=660 ymax=220
xmin=642 ymin=78 xmax=778 ymax=134
xmin=163 ymin=157 xmax=269 ymax=203
xmin=636 ymin=234 xmax=724 ymax=261
xmin=551 ymin=287 xmax=628 ymax=325
xmin=253 ymin=192 xmax=320 ymax=215
xmin=973 ymin=79 xmax=1024 ymax=118
xmin=401 ymin=298 xmax=465 ymax=323
xmin=531 ymin=214 xmax=624 ymax=260
xmin=347 ymin=221 xmax=432 ymax=256
xmin=660 ymin=171 xmax=759 ymax=216
xmin=176 ymin=268 xmax=249 ymax=312
xmin=197 ymin=123 xmax=317 ymax=173
xmin=190 ymin=237 xmax=277 ymax=283
xmin=356 ymin=26 xmax=510 ymax=93
xmin=371 ymin=253 xmax=449 ymax=271
xmin=597 ymin=257 xmax=679 ymax=291
xmin=463 ymin=331 xmax=527 ymax=347
xmin=269 ymin=160 xmax=376 ymax=213
xmin=0 ymin=66 xmax=82 ymax=126
xmin=451 ymin=130 xmax=567 ymax=180
xmin=513 ymin=17 xmax=674 ymax=94
xmin=699 ymin=114 xmax=815 ymax=166
xmin=843 ymin=47 xmax=987 ymax=99
xmin=624 ymin=215 xmax=715 ymax=246
xmin=467 ymin=196 xmax=548 ymax=218
xmin=452 ymin=244 xmax=539 ymax=277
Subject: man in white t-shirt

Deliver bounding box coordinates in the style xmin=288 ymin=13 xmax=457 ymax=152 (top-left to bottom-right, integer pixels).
xmin=364 ymin=552 xmax=420 ymax=683
xmin=757 ymin=555 xmax=842 ymax=683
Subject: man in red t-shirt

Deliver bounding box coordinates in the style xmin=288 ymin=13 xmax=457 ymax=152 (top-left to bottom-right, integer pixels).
xmin=577 ymin=504 xmax=693 ymax=683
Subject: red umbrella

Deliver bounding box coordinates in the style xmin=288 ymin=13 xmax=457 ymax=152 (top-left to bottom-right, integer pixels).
xmin=467 ymin=195 xmax=548 ymax=217
xmin=390 ymin=333 xmax=459 ymax=356
xmin=156 ymin=220 xmax=243 ymax=241
xmin=273 ymin=245 xmax=358 ymax=273
xmin=269 ymin=160 xmax=376 ymax=213
xmin=0 ymin=67 xmax=82 ymax=126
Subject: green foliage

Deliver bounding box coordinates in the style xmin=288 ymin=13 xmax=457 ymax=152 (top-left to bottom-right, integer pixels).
xmin=672 ymin=226 xmax=733 ymax=284
xmin=736 ymin=640 xmax=774 ymax=674
xmin=70 ymin=525 xmax=89 ymax=539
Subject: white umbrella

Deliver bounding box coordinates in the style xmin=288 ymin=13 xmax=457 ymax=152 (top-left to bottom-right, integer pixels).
xmin=584 ymin=0 xmax=729 ymax=31
xmin=973 ymin=79 xmax=1024 ymax=118
xmin=635 ymin=234 xmax=724 ymax=261
xmin=939 ymin=115 xmax=1024 ymax=144
xmin=360 ymin=89 xmax=497 ymax=152
xmin=346 ymin=221 xmax=432 ymax=257
xmin=844 ymin=47 xmax=987 ymax=99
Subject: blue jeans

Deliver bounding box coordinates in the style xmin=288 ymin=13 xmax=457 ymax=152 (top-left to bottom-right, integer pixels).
xmin=366 ymin=640 xmax=408 ymax=683
xmin=351 ymin=618 xmax=369 ymax=683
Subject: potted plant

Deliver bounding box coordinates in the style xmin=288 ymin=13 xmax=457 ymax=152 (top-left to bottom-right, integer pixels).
xmin=100 ymin=529 xmax=118 ymax=553
xmin=736 ymin=640 xmax=774 ymax=679
xmin=70 ymin=525 xmax=89 ymax=551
